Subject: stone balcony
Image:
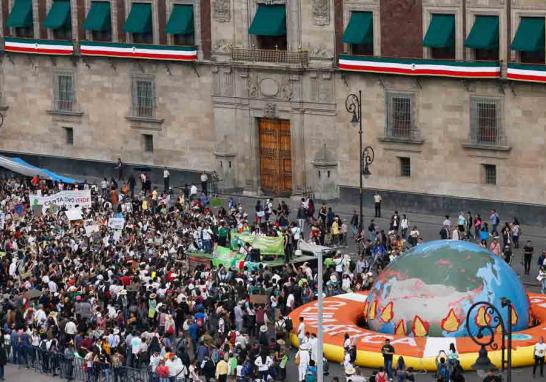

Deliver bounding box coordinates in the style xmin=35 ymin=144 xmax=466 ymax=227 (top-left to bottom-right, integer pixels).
xmin=231 ymin=47 xmax=309 ymax=66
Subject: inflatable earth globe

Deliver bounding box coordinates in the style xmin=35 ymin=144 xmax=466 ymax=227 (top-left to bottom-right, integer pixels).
xmin=365 ymin=240 xmax=529 ymax=337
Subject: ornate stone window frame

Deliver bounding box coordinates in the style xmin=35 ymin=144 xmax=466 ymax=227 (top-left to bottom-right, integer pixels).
xmin=83 ymin=0 xmax=114 ymax=42
xmin=45 ymin=0 xmax=77 ymax=41
xmin=248 ymin=0 xmax=292 ymax=50
xmin=422 ymin=4 xmax=463 ymax=60
xmin=343 ymin=0 xmax=380 ymax=57
xmin=465 ymin=6 xmax=506 ymax=63
xmin=165 ymin=0 xmax=201 ymax=51
xmin=510 ymin=9 xmax=546 ymax=63
xmin=124 ymin=0 xmax=159 ymax=45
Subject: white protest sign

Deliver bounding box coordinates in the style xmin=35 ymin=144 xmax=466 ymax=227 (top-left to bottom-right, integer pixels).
xmin=108 ymin=217 xmax=125 ymax=230
xmin=30 ymin=190 xmax=92 ymax=209
xmin=0 ymin=213 xmax=4 ymax=229
xmin=65 ymin=208 xmax=83 ymax=221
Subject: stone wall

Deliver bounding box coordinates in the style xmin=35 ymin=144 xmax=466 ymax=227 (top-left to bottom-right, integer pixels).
xmin=335 ymin=72 xmax=546 ymax=205
xmin=0 ymin=55 xmax=215 ymax=172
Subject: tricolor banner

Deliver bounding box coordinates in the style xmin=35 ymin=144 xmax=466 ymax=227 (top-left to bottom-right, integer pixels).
xmin=80 ymin=41 xmax=198 ymax=61
xmin=339 ymin=55 xmax=501 ymax=79
xmin=4 ymin=37 xmax=74 ymax=55
xmin=507 ymin=63 xmax=546 ymax=83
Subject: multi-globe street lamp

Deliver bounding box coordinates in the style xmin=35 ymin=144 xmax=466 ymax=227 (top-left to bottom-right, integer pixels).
xmin=465 ymin=298 xmax=513 ymax=382
xmin=345 ymin=91 xmax=374 ymax=230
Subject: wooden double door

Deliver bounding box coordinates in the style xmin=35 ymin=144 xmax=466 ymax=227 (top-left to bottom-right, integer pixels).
xmin=258 ymin=118 xmax=292 ymax=195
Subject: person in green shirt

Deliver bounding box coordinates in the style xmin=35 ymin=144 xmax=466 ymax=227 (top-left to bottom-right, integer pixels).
xmin=227 ymin=352 xmax=237 ymax=379
xmin=218 ymin=223 xmax=229 ymax=247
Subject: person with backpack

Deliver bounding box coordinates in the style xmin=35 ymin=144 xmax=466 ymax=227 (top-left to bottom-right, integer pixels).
xmin=201 ymin=354 xmax=216 ymax=381
xmin=436 ymin=357 xmax=450 ymax=382
xmin=156 ymin=359 xmax=170 ymax=382
xmin=305 ymin=359 xmax=317 ymax=382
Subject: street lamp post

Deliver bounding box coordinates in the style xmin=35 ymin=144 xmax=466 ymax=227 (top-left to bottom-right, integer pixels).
xmin=465 ymin=299 xmax=513 ymax=382
xmin=345 ymin=91 xmax=363 ymax=229
xmin=316 ymin=249 xmax=325 ymax=382
xmin=345 ymin=91 xmax=374 ymax=230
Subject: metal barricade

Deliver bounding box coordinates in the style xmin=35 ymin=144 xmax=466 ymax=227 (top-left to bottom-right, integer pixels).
xmin=9 ymin=349 xmax=160 ymax=382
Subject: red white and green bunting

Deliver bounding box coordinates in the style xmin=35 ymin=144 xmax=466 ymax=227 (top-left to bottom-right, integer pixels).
xmin=4 ymin=37 xmax=74 ymax=55
xmin=339 ymin=55 xmax=500 ymax=79
xmin=80 ymin=41 xmax=197 ymax=61
xmin=507 ymin=63 xmax=546 ymax=83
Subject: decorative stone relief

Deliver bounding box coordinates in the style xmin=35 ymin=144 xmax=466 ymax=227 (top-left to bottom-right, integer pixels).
xmin=221 ymin=68 xmax=234 ymax=97
xmin=248 ymin=75 xmax=259 ymax=97
xmin=213 ymin=0 xmax=231 ymax=23
xmin=259 ymin=78 xmax=279 ymax=97
xmin=213 ymin=39 xmax=232 ymax=53
xmin=279 ymin=77 xmax=293 ymax=100
xmin=264 ymin=103 xmax=276 ymax=118
xmin=312 ymin=0 xmax=330 ymax=26
xmin=319 ymin=76 xmax=333 ymax=103
xmin=310 ymin=47 xmax=333 ymax=59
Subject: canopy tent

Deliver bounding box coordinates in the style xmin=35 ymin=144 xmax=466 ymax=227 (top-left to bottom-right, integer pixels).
xmin=0 ymin=154 xmax=79 ymax=184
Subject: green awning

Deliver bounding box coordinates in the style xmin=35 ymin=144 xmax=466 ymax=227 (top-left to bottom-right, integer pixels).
xmin=165 ymin=4 xmax=194 ymax=35
xmin=83 ymin=1 xmax=111 ymax=32
xmin=512 ymin=17 xmax=545 ymax=52
xmin=124 ymin=3 xmax=152 ymax=34
xmin=248 ymin=5 xmax=286 ymax=36
xmin=464 ymin=15 xmax=499 ymax=49
xmin=43 ymin=0 xmax=71 ymax=30
xmin=6 ymin=0 xmax=33 ymax=28
xmin=342 ymin=12 xmax=373 ymax=45
xmin=423 ymin=14 xmax=455 ymax=48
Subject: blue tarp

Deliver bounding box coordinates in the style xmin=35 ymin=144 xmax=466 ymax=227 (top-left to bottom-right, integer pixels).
xmin=11 ymin=157 xmax=79 ymax=184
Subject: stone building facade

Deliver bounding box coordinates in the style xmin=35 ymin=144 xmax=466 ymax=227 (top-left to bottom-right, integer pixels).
xmin=0 ymin=0 xmax=546 ymax=218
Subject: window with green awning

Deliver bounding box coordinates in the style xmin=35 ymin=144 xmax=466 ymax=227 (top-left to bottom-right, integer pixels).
xmin=6 ymin=0 xmax=33 ymax=28
xmin=342 ymin=12 xmax=373 ymax=45
xmin=165 ymin=4 xmax=194 ymax=35
xmin=44 ymin=0 xmax=71 ymax=30
xmin=84 ymin=1 xmax=111 ymax=32
xmin=512 ymin=17 xmax=545 ymax=52
xmin=423 ymin=14 xmax=455 ymax=48
xmin=124 ymin=3 xmax=152 ymax=34
xmin=464 ymin=15 xmax=499 ymax=49
xmin=248 ymin=5 xmax=286 ymax=36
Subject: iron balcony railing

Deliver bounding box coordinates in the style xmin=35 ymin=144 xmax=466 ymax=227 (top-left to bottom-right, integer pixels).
xmin=231 ymin=47 xmax=309 ymax=66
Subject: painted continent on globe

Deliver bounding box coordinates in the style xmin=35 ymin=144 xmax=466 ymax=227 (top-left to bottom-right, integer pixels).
xmin=365 ymin=240 xmax=529 ymax=337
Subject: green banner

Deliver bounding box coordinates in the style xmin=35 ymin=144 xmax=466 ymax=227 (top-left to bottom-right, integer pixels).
xmin=211 ymin=246 xmax=245 ymax=268
xmin=230 ymin=230 xmax=284 ymax=256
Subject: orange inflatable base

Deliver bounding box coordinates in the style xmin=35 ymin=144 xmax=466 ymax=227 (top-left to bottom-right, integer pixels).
xmin=289 ymin=292 xmax=546 ymax=371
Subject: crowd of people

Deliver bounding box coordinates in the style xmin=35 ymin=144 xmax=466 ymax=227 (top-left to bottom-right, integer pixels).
xmin=0 ymin=173 xmax=405 ymax=382
xmin=0 ymin=172 xmax=536 ymax=382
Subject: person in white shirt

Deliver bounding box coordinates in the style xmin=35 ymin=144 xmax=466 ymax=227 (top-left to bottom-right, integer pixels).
xmin=254 ymin=352 xmax=273 ymax=381
xmin=373 ymin=192 xmax=382 ymax=218
xmin=189 ymin=184 xmax=198 ymax=200
xmin=166 ymin=354 xmax=187 ymax=380
xmin=286 ymin=293 xmax=295 ymax=312
xmin=309 ymin=333 xmax=318 ymax=363
xmin=64 ymin=320 xmax=77 ymax=336
xmin=296 ymin=343 xmax=311 ymax=382
xmin=534 ymin=336 xmax=546 ymax=377
xmin=200 ymin=172 xmax=209 ymax=195
xmin=163 ymin=167 xmax=170 ymax=192
xmin=297 ymin=317 xmax=305 ymax=345
xmin=149 ymin=352 xmax=162 ymax=373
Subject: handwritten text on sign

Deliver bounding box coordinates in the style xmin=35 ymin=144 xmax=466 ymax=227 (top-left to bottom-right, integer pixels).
xmin=30 ymin=190 xmax=92 ymax=209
